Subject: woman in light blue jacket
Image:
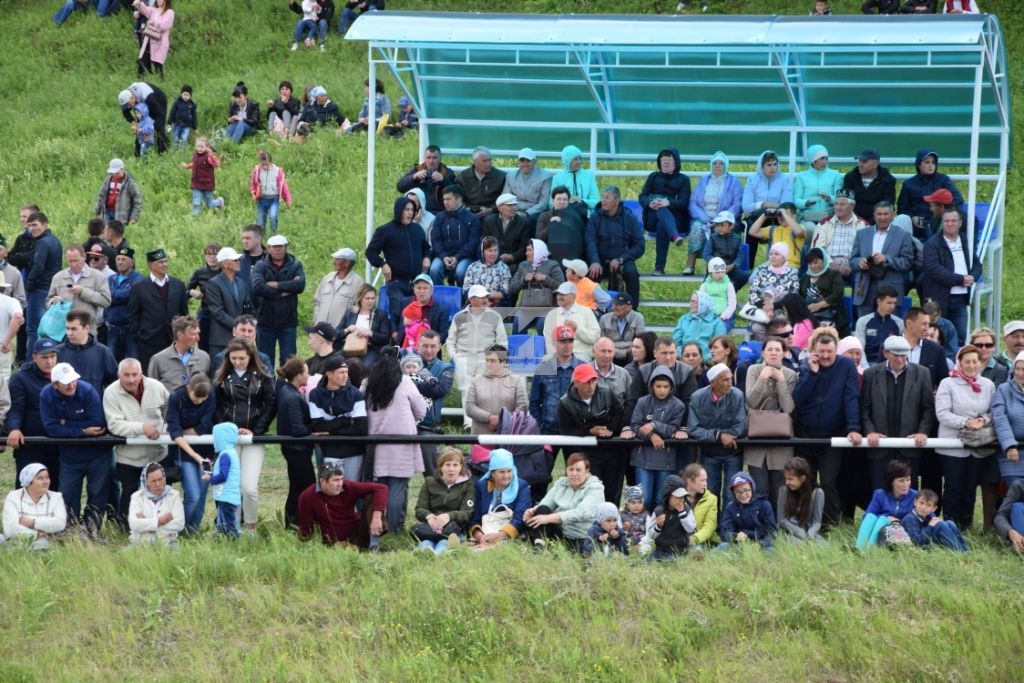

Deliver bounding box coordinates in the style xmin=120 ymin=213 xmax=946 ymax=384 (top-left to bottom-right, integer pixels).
xmin=549 ymin=145 xmax=599 ymax=215
xmin=742 ymin=150 xmax=793 ymax=270
xmin=793 ymin=145 xmax=843 ymax=226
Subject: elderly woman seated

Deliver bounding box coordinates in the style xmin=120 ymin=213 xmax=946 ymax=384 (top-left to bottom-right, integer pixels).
xmin=2 ymin=463 xmax=67 ymax=550
xmin=128 ymin=462 xmax=186 ymax=547
xmin=469 ymin=449 xmax=532 ymax=549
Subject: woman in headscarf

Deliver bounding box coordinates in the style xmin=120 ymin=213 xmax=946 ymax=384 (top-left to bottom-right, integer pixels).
xmin=509 ymin=239 xmax=566 ymax=332
xmin=793 ymin=145 xmax=843 ymax=226
xmin=992 ymin=352 xmax=1024 ymax=490
xmin=549 ymin=145 xmax=599 ymax=215
xmin=469 ymin=448 xmax=531 ymax=548
xmin=837 ymin=335 xmax=869 ymax=376
xmin=127 ymin=461 xmax=185 ymax=547
xmin=742 ymin=150 xmax=794 ymax=270
xmin=639 ymin=148 xmax=691 ymax=275
xmin=686 ymin=151 xmax=744 ymax=275
xmin=2 ymin=464 xmax=66 ymax=550
xmin=672 ymin=290 xmax=725 ymax=362
xmin=800 ymin=247 xmax=848 ymax=337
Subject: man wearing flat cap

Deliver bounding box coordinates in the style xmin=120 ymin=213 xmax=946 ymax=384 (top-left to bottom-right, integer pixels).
xmin=481 ymin=193 xmax=532 ymax=266
xmin=106 ymin=245 xmax=144 ymax=362
xmin=127 ymin=247 xmax=189 ymax=372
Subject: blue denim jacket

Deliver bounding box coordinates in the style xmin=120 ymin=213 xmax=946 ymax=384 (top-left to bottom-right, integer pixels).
xmin=529 ymin=356 xmax=582 ymax=433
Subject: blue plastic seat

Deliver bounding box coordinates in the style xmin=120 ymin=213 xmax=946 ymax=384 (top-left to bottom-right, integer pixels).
xmin=432 ymin=285 xmax=464 ymax=323
xmin=507 ymin=334 xmax=546 ymax=374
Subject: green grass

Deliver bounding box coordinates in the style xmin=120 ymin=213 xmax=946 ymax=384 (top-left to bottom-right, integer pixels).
xmin=2 ymin=0 xmax=1024 ymax=679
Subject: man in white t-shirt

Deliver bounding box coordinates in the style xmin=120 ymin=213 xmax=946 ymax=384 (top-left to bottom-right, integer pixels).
xmin=0 ymin=272 xmax=25 ymax=379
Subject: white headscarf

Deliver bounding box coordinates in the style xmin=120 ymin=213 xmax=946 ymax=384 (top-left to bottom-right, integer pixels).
xmin=19 ymin=463 xmax=46 ymax=489
xmin=530 ymin=239 xmax=550 ymax=267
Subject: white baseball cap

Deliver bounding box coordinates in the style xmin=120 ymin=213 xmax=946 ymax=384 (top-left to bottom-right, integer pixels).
xmin=495 ymin=193 xmax=518 ymax=207
xmin=710 ymin=210 xmax=736 ymax=225
xmin=555 ymin=282 xmax=578 ymax=295
xmin=107 ymin=158 xmax=125 ymax=175
xmin=466 ymin=284 xmax=489 ymax=299
xmin=216 ymin=247 xmax=242 ymax=263
xmin=51 ymin=363 xmax=81 ymax=386
xmin=267 ymin=235 xmax=289 ymax=247
xmin=332 ymin=248 xmax=357 ymax=261
xmin=517 ymin=147 xmax=537 ymax=161
xmin=561 ymin=259 xmax=588 ymax=276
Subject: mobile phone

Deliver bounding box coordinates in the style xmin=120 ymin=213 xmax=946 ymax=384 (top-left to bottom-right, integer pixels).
xmin=201 ymin=460 xmax=212 ymax=474
xmin=66 ymin=284 xmax=74 ymax=288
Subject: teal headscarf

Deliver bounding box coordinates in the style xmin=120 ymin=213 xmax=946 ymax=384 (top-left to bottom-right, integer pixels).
xmin=482 ymin=448 xmax=520 ymax=505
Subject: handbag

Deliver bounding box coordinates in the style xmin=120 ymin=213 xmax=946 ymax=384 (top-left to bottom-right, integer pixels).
xmin=481 ymin=505 xmax=514 ymax=536
xmin=958 ymin=422 xmax=997 ymax=449
xmin=343 ymin=333 xmax=368 ymax=357
xmin=738 ymin=302 xmax=770 ymax=325
xmin=746 ymin=392 xmax=793 ymax=438
xmin=880 ymin=522 xmax=912 ymax=548
xmin=520 ymin=283 xmax=552 ymax=309
xmin=142 ymin=22 xmax=163 ymax=41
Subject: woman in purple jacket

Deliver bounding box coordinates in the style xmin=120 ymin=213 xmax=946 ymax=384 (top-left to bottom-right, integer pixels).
xmin=686 ymin=152 xmax=744 ymax=275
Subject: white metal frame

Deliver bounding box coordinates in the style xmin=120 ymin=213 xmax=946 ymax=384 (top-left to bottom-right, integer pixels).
xmin=350 ymin=13 xmax=1010 ymax=332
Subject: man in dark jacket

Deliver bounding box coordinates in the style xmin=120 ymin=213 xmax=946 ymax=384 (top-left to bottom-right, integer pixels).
xmin=395 ymin=145 xmax=454 ymax=213
xmin=586 ymin=186 xmax=645 ymax=307
xmin=903 ymin=307 xmax=949 ymax=392
xmin=9 ymin=206 xmax=36 ymax=365
xmin=39 ymin=362 xmax=109 ymax=534
xmin=528 ymin=330 xmax=583 ymax=503
xmin=127 ymin=248 xmax=190 ymax=373
xmin=106 ymin=246 xmax=143 ymax=362
xmin=558 ymin=363 xmax=625 ymax=504
xmin=309 ymin=357 xmax=369 ymax=479
xmin=897 ymin=148 xmax=965 ymax=236
xmin=481 ymin=194 xmax=532 ymax=266
xmin=366 ymin=196 xmax=431 ymax=315
xmin=843 ymin=148 xmax=897 ymax=223
xmin=23 ymin=212 xmax=63 ymax=354
xmin=397 ymin=274 xmax=450 ymax=345
xmin=56 ymin=310 xmax=117 ymax=390
xmin=252 ymin=235 xmax=305 ymax=369
xmin=204 ymin=247 xmax=253 ymax=359
xmin=429 ymin=185 xmax=481 ymax=287
xmin=793 ymin=332 xmax=863 ymax=527
xmin=7 ymin=339 xmax=60 ymax=489
xmin=861 ymin=335 xmax=936 ymax=489
xmin=921 ymin=208 xmax=981 ymax=345
xmin=639 ymin=148 xmax=691 ymax=275
xmin=410 ymin=330 xmax=454 ymax=473
xmin=456 ymin=146 xmax=506 ymax=219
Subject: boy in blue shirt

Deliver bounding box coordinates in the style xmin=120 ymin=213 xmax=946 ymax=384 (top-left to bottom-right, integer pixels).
xmin=204 ymin=422 xmax=242 ymax=538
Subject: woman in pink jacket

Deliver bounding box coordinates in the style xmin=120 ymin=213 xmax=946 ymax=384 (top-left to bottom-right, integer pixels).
xmin=134 ymin=0 xmax=175 ymax=78
xmin=362 ymin=346 xmax=427 ymax=533
xmin=249 ymin=151 xmax=294 ymax=235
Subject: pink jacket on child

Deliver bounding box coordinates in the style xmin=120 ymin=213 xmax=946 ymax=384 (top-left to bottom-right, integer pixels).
xmin=249 ymin=165 xmax=293 ymax=205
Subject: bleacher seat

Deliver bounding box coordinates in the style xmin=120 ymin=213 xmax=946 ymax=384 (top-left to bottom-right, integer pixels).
xmin=843 ymin=294 xmax=853 ymax=326
xmin=507 ymin=334 xmax=546 ymax=374
xmin=623 ymin=200 xmax=646 ymax=234
xmin=738 ymin=340 xmax=762 ymax=365
xmin=433 ymin=285 xmax=463 ymax=322
xmin=900 ymin=295 xmax=911 ymax=319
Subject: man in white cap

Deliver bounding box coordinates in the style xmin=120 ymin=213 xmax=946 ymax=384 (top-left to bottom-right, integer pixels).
xmin=252 ymin=234 xmax=306 ymax=368
xmin=39 ymin=362 xmax=109 ymax=535
xmin=686 ymin=362 xmax=747 ymax=505
xmin=446 ymin=284 xmax=507 ymax=414
xmin=482 ymin=193 xmax=532 ymax=266
xmin=93 ymin=158 xmax=143 ymax=225
xmin=543 ymin=281 xmax=600 ymax=361
xmin=204 ymin=247 xmax=254 ymax=359
xmin=0 ymin=272 xmax=23 ymax=379
xmin=1002 ymin=321 xmax=1024 ymax=366
xmin=502 ymin=147 xmax=552 ymax=229
xmin=312 ymin=247 xmax=364 ymax=329
xmin=562 ymin=258 xmax=611 ymax=313
xmin=861 ymin=334 xmax=935 ymax=491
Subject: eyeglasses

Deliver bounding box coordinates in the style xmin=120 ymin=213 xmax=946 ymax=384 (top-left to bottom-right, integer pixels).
xmin=974 ymin=342 xmax=995 ymax=349
xmin=776 ymin=330 xmax=793 ymax=337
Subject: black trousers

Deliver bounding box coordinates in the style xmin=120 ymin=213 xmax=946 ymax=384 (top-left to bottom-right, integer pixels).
xmin=115 ymin=462 xmax=143 ymax=526
xmin=282 ymin=446 xmax=316 ymax=529
xmin=524 ymin=505 xmax=587 ymax=552
xmin=940 ymin=455 xmax=985 ymax=530
xmin=587 ymin=447 xmax=628 ymax=506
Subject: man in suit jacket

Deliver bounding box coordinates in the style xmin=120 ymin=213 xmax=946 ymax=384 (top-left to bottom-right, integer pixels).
xmin=902 ymin=306 xmax=949 ymax=391
xmin=861 ymin=335 xmax=936 ymax=490
xmin=127 ymin=248 xmax=189 ymax=372
xmin=203 ymin=247 xmax=252 ymax=359
xmin=921 ymin=208 xmax=982 ymax=346
xmin=850 ymin=202 xmax=914 ymax=318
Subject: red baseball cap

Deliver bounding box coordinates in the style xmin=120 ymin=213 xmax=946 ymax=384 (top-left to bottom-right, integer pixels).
xmin=923 ymin=188 xmax=954 ymax=205
xmin=554 ymin=325 xmax=575 ymax=341
xmin=572 ymin=364 xmax=598 ymax=383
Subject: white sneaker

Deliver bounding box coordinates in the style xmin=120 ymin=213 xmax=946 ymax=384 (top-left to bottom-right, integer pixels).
xmin=290 ymin=42 xmax=298 ymax=51
xmin=319 ymin=43 xmax=325 ymax=52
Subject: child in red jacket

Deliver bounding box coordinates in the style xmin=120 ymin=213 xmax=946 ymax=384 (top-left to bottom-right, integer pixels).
xmin=182 ymin=137 xmax=224 ymax=216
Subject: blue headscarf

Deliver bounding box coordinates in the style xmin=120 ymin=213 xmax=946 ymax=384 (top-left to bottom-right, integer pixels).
xmin=482 ymin=448 xmax=520 ymax=505
xmin=694 ymin=289 xmax=714 ymax=317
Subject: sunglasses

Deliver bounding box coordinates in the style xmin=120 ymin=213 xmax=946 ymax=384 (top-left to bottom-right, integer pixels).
xmin=775 ymin=330 xmax=793 ymax=337
xmin=973 ymin=342 xmax=995 ymax=349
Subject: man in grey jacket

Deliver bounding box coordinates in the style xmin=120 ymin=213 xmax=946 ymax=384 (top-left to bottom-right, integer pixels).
xmin=93 ymin=158 xmax=143 ymax=225
xmin=860 ymin=335 xmax=935 ymax=490
xmin=598 ymin=292 xmax=645 ymax=365
xmin=47 ymin=245 xmax=112 ymax=321
xmin=147 ymin=315 xmax=211 ymax=393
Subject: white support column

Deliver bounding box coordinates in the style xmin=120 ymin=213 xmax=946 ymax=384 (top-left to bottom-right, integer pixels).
xmin=364 ymin=48 xmax=378 ymax=282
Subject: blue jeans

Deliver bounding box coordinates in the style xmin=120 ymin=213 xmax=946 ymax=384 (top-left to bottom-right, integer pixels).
xmin=647 ymin=207 xmax=681 ymax=272
xmin=256 ymin=198 xmax=280 ymax=234
xmin=376 ymin=476 xmax=410 ymax=532
xmin=702 ymin=453 xmax=741 ymax=506
xmin=634 ymin=468 xmax=671 ymax=512
xmin=179 ymin=457 xmax=210 ymax=534
xmin=54 ymin=0 xmax=96 ymax=24
xmin=257 ymin=325 xmax=296 ymax=370
xmin=97 ymin=0 xmax=119 ymax=16
xmin=1009 ymin=502 xmax=1024 ymax=537
xmin=294 ymin=19 xmax=316 ymax=42
xmin=428 ymin=257 xmax=472 ymax=286
xmin=192 ymin=190 xmax=223 ymax=216
xmin=172 ymin=124 xmax=192 ymax=146
xmin=226 ymin=121 xmax=256 ymax=143
xmin=215 ymin=501 xmax=240 ymax=538
xmin=25 ymin=289 xmax=47 ymax=355
xmin=106 ymin=324 xmax=137 ymax=363
xmin=60 ymin=454 xmax=110 ymax=530
xmin=338 ymin=6 xmax=377 ymax=34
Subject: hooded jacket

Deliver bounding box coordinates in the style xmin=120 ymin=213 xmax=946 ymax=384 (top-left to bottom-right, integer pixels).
xmin=742 ymin=151 xmax=794 ymax=214
xmin=793 ymin=145 xmax=844 ymax=222
xmin=430 ymin=204 xmax=481 ymax=261
xmin=672 ymin=292 xmax=726 ymax=362
xmin=690 ymin=152 xmax=744 ymax=225
xmin=365 ymin=197 xmax=431 ymax=283
xmin=717 ymin=472 xmax=777 ymax=543
xmin=585 ymin=203 xmax=645 ymax=266
xmin=210 ymin=422 xmax=242 ymax=506
xmin=896 ymin=149 xmax=965 ymax=224
xmin=646 ymin=474 xmax=697 ymax=554
xmin=638 ymin=148 xmax=691 ymax=227
xmin=550 ymin=145 xmax=600 ymax=210
xmin=627 ymin=366 xmax=687 ymax=471
xmin=252 ymin=252 xmax=306 ymax=328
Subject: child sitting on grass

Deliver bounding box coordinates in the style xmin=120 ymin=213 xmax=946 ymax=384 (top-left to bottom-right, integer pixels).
xmin=204 ymin=422 xmax=242 ymax=538
xmin=619 ymin=485 xmax=647 ymax=548
xmin=855 ymin=460 xmax=917 ymax=550
xmin=716 ymin=472 xmax=776 ymax=551
xmin=182 ymin=136 xmax=224 ymax=216
xmin=586 ymin=502 xmax=629 ymax=556
xmin=699 ymin=257 xmax=737 ymax=324
xmin=644 ymin=474 xmax=697 ymax=560
xmin=777 ymin=456 xmax=826 ymax=543
xmin=902 ymin=489 xmax=969 ymax=552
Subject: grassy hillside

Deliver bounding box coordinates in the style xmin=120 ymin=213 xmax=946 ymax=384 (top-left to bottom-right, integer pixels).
xmin=0 ymin=1 xmax=1022 ymax=680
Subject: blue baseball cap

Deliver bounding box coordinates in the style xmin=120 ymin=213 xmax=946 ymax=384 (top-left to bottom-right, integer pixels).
xmin=33 ymin=338 xmax=57 ymax=355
